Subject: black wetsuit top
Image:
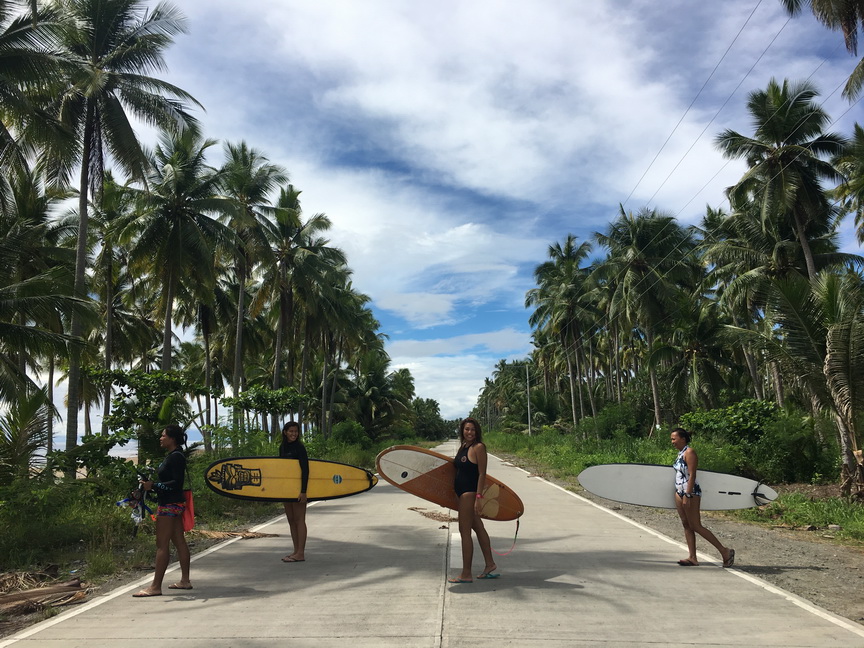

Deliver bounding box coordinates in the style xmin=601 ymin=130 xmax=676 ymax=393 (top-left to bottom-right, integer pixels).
xmin=154 ymin=449 xmax=186 ymax=505
xmin=454 ymin=444 xmax=480 ymax=497
xmin=279 ymin=438 xmax=310 ymax=494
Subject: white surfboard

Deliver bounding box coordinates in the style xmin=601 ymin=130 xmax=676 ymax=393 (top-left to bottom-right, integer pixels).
xmin=577 ymin=463 xmax=778 ymax=510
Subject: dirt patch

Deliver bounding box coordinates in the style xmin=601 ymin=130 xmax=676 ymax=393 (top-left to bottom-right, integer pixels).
xmin=408 ymin=506 xmax=457 ymax=523
xmin=195 ymin=530 xmax=279 ymax=540
xmin=502 ymin=454 xmax=864 ymax=627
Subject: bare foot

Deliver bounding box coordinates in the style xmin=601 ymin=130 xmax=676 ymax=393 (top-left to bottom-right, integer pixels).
xmin=168 ymin=582 xmax=193 ymax=590
xmin=132 ymin=589 xmax=162 ymax=597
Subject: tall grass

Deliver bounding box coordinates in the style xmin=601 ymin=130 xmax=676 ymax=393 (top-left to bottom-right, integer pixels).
xmin=735 ymin=493 xmax=864 ymax=542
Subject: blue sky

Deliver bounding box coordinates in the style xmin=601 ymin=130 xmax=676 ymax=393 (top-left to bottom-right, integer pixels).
xmin=53 ymin=1 xmax=864 ymax=442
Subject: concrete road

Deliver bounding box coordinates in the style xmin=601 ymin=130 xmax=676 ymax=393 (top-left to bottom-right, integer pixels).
xmin=3 ymin=441 xmax=863 ymax=647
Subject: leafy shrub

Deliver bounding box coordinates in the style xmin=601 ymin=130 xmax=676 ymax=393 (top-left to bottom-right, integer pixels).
xmin=680 ymin=399 xmax=779 ymax=444
xmin=206 ymin=425 xmax=273 ymax=456
xmin=693 ymin=442 xmax=746 ymax=474
xmin=745 ymin=414 xmax=839 ymax=483
xmin=331 ymin=421 xmax=371 ymax=449
xmin=584 ymin=401 xmax=641 ymax=439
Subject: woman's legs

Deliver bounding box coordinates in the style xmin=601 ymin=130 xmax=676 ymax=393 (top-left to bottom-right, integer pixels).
xmin=674 ymin=494 xmax=698 ymax=563
xmin=135 ymin=515 xmax=176 ymax=595
xmin=170 ymin=516 xmax=191 ymax=587
xmin=471 ymin=514 xmax=497 ymax=576
xmin=454 ymin=493 xmax=476 ymax=580
xmin=676 ymin=494 xmax=732 ymax=564
xmin=452 ymin=493 xmax=498 ymax=580
xmin=282 ymin=501 xmax=307 ymax=561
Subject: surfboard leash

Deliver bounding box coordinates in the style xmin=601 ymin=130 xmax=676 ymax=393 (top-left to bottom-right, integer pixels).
xmin=492 ymin=519 xmax=520 ymax=556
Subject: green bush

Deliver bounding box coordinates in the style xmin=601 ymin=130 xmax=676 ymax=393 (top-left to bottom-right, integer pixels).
xmin=745 ymin=415 xmax=839 ymax=483
xmin=680 ymin=399 xmax=779 ymax=444
xmin=331 ymin=421 xmax=371 ymax=449
xmin=584 ymin=401 xmax=641 ymax=439
xmin=693 ymin=442 xmax=746 ymax=474
xmin=0 ymin=476 xmax=136 ymax=569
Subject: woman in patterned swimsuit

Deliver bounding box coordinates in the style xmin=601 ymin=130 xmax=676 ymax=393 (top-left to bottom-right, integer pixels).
xmin=448 ymin=417 xmax=498 ymax=583
xmin=134 ymin=425 xmax=192 ymax=596
xmin=671 ymin=427 xmax=735 ymax=568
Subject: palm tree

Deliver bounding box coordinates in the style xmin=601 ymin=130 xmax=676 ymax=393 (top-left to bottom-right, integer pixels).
xmin=124 ymin=126 xmax=235 ymax=372
xmin=350 ymin=349 xmax=405 ymax=441
xmin=251 ymin=184 xmax=346 ymax=431
xmin=832 ymin=122 xmax=864 ymax=243
xmin=48 ymin=0 xmax=200 ymax=450
xmin=0 ymin=159 xmax=86 ymax=409
xmin=728 ymin=270 xmax=864 ymax=494
xmin=648 ymin=295 xmax=732 ymax=412
xmin=780 ymin=0 xmax=864 ymax=100
xmin=593 ymin=207 xmax=698 ymax=430
xmin=218 ymin=141 xmax=287 ymax=418
xmin=0 ymin=0 xmax=65 ymax=171
xmin=715 ymin=78 xmax=846 ymax=281
xmin=526 ymin=234 xmax=594 ymax=426
xmin=0 ymin=387 xmax=51 ymax=485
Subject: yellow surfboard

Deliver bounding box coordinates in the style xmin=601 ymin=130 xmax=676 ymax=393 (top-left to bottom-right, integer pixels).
xmin=204 ymin=457 xmax=378 ymax=502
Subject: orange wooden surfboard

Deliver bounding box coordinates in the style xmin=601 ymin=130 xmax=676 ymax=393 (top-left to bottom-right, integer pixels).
xmin=375 ymin=445 xmax=524 ymax=521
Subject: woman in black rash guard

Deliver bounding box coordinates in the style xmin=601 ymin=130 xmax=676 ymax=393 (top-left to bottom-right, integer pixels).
xmin=448 ymin=417 xmax=498 ymax=583
xmin=279 ymin=421 xmax=309 ymax=563
xmin=133 ymin=425 xmax=192 ymax=597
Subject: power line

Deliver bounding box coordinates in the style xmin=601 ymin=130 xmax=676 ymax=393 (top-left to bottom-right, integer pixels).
xmin=621 ymin=0 xmax=767 ymax=210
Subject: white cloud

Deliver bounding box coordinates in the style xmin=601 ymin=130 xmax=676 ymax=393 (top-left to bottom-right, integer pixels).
xmin=389 ymin=328 xmax=530 ymax=358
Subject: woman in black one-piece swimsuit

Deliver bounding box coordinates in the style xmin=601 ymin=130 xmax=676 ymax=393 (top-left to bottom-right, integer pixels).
xmin=448 ymin=417 xmax=498 ymax=583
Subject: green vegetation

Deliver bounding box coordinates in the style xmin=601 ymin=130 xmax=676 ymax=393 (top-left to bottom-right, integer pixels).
xmin=737 ymin=493 xmax=864 ymax=543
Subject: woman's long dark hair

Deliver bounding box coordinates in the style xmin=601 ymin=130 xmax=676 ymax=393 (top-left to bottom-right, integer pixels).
xmin=281 ymin=421 xmax=300 ymax=438
xmin=459 ymin=417 xmax=482 ymax=444
xmin=671 ymin=427 xmax=692 ymax=443
xmin=163 ymin=424 xmax=187 ymax=448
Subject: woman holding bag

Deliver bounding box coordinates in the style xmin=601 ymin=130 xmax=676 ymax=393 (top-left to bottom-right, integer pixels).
xmin=133 ymin=424 xmax=193 ymax=597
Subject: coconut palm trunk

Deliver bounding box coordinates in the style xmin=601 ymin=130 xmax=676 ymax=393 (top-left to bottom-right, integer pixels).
xmin=65 ymin=102 xmax=96 ymax=453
